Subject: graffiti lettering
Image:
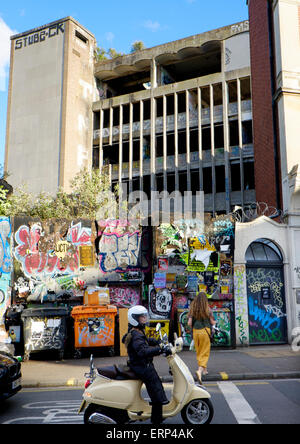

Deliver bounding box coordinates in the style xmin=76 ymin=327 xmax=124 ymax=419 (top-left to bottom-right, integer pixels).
xmin=234 ymin=265 xmax=249 ymax=345
xmin=248 ymin=298 xmax=281 ymax=333
xmin=14 ymin=222 xmax=91 ymax=278
xmin=109 ymin=286 xmax=140 ymax=308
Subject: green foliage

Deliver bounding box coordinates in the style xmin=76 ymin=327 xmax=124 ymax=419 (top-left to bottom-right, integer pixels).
xmin=0 ymin=168 xmax=118 ymax=220
xmin=94 ymin=46 xmax=123 ymax=62
xmin=131 ymin=41 xmax=146 ymax=53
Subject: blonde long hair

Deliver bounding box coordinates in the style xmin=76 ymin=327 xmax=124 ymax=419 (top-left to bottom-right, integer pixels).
xmin=188 ymin=292 xmax=210 ymax=320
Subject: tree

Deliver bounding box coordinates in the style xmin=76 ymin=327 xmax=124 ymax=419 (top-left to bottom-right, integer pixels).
xmin=94 ymin=46 xmax=108 ymax=61
xmin=131 ymin=41 xmax=146 ymax=53
xmin=107 ymin=48 xmax=124 ymax=59
xmin=0 ymin=168 xmax=118 ymax=220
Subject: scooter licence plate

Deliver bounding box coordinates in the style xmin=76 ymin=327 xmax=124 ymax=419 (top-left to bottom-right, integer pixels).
xmin=78 ymin=400 xmax=86 ymax=414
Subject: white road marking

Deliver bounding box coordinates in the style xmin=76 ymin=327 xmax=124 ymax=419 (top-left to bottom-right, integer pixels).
xmin=217 ymin=381 xmax=261 ymax=424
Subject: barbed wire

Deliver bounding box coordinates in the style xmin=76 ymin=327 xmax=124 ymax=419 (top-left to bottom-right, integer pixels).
xmin=230 ymin=202 xmax=283 ymax=223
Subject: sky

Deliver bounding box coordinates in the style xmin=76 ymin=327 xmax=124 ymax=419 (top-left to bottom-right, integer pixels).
xmin=0 ymin=0 xmax=249 ymax=170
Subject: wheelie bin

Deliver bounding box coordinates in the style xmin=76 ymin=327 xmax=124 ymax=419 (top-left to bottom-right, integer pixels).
xmin=21 ymin=307 xmax=69 ymax=360
xmin=71 ymin=305 xmax=117 ymax=357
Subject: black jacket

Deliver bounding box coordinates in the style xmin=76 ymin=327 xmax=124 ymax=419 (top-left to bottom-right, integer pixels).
xmin=122 ymin=328 xmax=161 ymax=375
xmin=122 ymin=327 xmax=168 ymax=406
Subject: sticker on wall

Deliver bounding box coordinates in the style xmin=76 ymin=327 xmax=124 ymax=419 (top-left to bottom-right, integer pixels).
xmin=149 ymin=285 xmax=172 ymax=319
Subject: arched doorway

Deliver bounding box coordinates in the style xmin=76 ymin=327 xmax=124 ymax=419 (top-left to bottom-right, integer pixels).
xmin=246 ymin=239 xmax=287 ymax=345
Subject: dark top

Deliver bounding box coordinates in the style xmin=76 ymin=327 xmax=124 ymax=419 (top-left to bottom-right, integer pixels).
xmin=122 ymin=328 xmax=161 ymax=374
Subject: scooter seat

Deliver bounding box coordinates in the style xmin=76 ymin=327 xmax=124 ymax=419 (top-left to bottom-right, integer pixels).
xmin=97 ymin=365 xmax=118 ymax=379
xmin=116 ymin=364 xmax=139 ymax=380
xmin=97 ymin=365 xmax=138 ymax=380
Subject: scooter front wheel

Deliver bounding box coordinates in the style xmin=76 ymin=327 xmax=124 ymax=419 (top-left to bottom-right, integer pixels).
xmin=181 ymin=398 xmax=214 ymax=425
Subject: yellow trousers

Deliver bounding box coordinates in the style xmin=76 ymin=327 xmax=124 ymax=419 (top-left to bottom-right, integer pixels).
xmin=193 ymin=328 xmax=211 ymax=368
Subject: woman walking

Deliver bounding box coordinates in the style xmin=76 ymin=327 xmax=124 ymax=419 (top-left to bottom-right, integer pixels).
xmin=188 ymin=292 xmax=215 ymax=383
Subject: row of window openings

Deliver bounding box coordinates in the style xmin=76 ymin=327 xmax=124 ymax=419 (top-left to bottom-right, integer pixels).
xmin=109 ymin=163 xmax=255 ymax=195
xmin=96 ymin=79 xmax=251 ymax=125
xmin=94 ymin=121 xmax=253 ymax=164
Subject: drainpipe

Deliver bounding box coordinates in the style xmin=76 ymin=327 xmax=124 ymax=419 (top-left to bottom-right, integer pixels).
xmin=267 ymin=0 xmax=282 ymax=215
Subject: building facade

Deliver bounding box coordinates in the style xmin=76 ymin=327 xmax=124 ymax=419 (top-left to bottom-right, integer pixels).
xmin=5 ymin=17 xmax=96 ymax=194
xmin=3 ymin=2 xmax=300 ymax=347
xmin=92 ymin=20 xmax=253 ymax=215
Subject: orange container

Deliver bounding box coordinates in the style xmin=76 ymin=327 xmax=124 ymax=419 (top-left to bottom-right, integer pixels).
xmin=83 ymin=288 xmax=110 ymax=306
xmin=71 ymin=305 xmax=117 ymax=348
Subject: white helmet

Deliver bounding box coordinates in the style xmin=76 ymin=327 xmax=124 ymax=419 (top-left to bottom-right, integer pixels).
xmin=128 ymin=305 xmax=149 ymax=328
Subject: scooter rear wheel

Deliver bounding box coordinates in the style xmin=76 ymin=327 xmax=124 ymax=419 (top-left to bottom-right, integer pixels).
xmin=181 ymin=398 xmax=214 ymax=425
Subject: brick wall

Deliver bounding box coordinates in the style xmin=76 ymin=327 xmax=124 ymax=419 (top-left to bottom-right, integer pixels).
xmin=248 ymin=0 xmax=280 ymax=209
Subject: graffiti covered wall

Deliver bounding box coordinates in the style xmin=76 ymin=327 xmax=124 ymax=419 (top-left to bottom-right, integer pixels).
xmin=13 ymin=217 xmax=96 ymax=303
xmin=0 ymin=217 xmax=12 ymax=325
xmin=234 ymin=264 xmax=249 ymax=346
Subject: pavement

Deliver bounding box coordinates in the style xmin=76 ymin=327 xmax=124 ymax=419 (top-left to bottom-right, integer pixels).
xmin=20 ymin=344 xmax=300 ymax=388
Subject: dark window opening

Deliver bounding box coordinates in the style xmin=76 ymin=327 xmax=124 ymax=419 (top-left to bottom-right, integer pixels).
xmin=213 ymin=83 xmax=223 ymax=106
xmin=214 ymin=124 xmax=224 ymax=149
xmin=190 ymin=129 xmax=199 ymax=153
xmin=133 ymin=140 xmax=140 ymax=161
xmin=167 ymin=173 xmax=175 ymax=194
xmin=240 ymin=77 xmax=251 ymax=101
xmin=244 ymin=161 xmax=255 ymax=190
xmin=178 ymin=131 xmax=186 ymax=154
xmin=228 ymin=81 xmax=237 ymax=103
xmin=103 ymin=144 xmax=119 ymax=164
xmin=167 ymin=133 xmax=174 ymax=156
xmin=215 ymin=165 xmax=225 ymax=192
xmin=203 ymin=167 xmax=212 ymax=194
xmin=231 ymin=163 xmax=241 ymax=191
xmin=156 ymin=136 xmax=163 ymax=158
xmin=143 ymin=175 xmax=151 ymax=200
xmin=242 ymin=120 xmax=253 ymax=144
xmin=229 ymin=121 xmax=239 ymax=146
xmin=179 ymin=172 xmax=187 ymax=194
xmin=94 ymin=112 xmax=100 ymax=131
xmin=144 ymin=99 xmax=151 ymax=120
xmin=161 ymin=44 xmax=221 ymax=83
xmin=75 ymin=30 xmax=88 ymax=44
xmin=191 ymin=169 xmax=200 ymax=192
xmin=104 ymin=70 xmax=151 ymax=96
xmin=93 ymin=147 xmax=99 ymax=169
xmin=132 ymin=178 xmax=140 ymax=192
xmin=156 ymin=174 xmax=164 ymax=193
xmin=122 ymin=142 xmax=129 ymax=163
xmin=202 ymin=127 xmax=211 ymax=150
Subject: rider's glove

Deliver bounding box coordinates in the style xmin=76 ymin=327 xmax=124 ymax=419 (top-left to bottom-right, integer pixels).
xmin=161 ymin=344 xmax=172 ymax=356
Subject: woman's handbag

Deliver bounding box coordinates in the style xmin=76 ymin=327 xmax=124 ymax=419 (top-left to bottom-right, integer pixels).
xmin=205 ymin=325 xmax=215 ymax=343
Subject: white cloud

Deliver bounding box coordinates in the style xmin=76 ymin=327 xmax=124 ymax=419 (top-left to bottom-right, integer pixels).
xmin=105 ymin=31 xmax=115 ymax=44
xmin=0 ymin=17 xmax=16 ymax=92
xmin=143 ymin=20 xmax=161 ymax=32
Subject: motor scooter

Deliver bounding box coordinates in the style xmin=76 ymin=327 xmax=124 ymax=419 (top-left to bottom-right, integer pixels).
xmin=78 ymin=323 xmax=214 ymax=424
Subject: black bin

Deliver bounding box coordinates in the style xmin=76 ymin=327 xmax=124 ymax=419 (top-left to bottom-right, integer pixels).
xmin=21 ymin=307 xmax=69 ymax=360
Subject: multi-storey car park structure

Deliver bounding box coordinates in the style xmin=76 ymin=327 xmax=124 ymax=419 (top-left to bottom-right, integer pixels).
xmin=92 ymin=20 xmax=253 ymax=216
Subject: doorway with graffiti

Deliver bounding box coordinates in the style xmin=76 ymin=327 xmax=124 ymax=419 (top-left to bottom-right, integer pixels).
xmin=246 ymin=239 xmax=287 ymax=345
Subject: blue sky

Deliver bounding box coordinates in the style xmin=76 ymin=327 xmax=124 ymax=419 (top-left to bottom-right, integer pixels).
xmin=0 ymin=0 xmax=249 ymax=171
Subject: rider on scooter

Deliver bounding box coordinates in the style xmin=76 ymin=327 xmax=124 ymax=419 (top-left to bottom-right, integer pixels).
xmin=122 ymin=305 xmax=171 ymax=424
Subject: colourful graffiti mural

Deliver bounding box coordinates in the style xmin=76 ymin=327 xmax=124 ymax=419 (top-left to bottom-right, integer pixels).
xmin=13 ymin=219 xmax=93 ymax=302
xmin=0 ymin=217 xmax=12 ymax=325
xmin=247 ymin=267 xmax=287 ymax=344
xmin=97 ymin=224 xmax=151 ymax=274
xmin=14 ymin=221 xmax=91 ymax=278
xmin=109 ymin=286 xmax=140 ymax=308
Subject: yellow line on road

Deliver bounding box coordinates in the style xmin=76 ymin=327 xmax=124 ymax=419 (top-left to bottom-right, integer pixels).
xmin=220 ymin=372 xmax=229 ymax=380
